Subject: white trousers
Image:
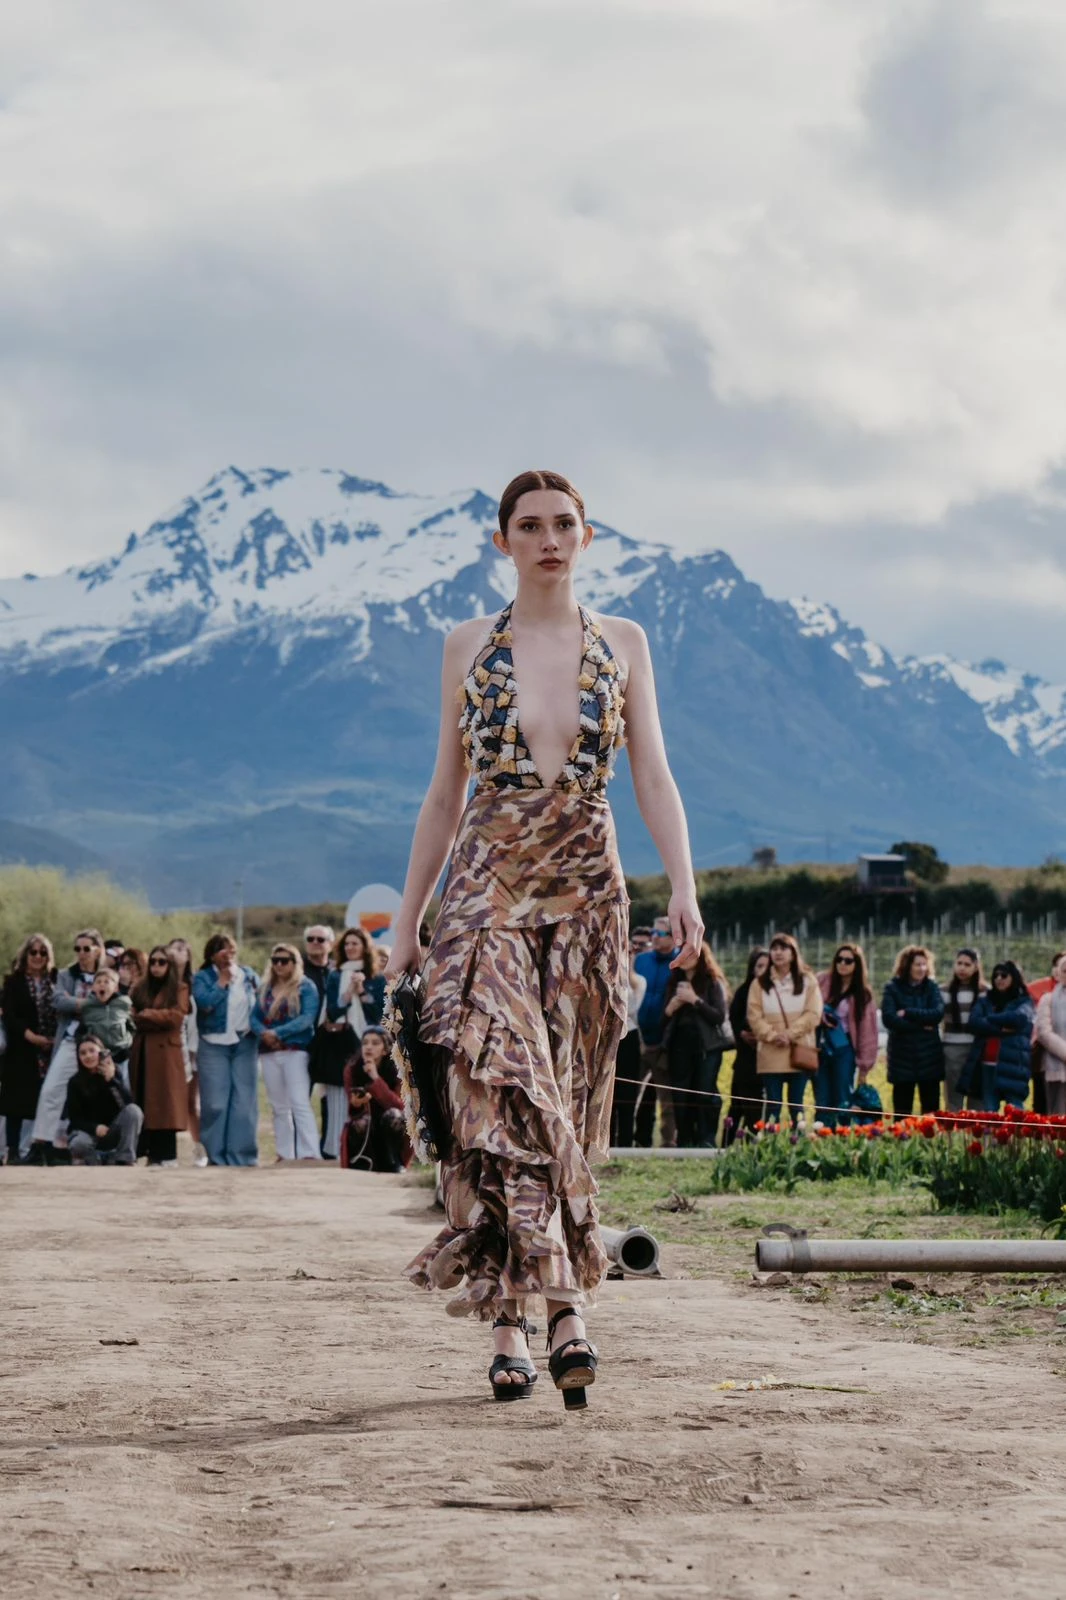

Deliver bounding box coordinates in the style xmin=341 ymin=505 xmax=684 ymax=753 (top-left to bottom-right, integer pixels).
xmin=260 ymin=1049 xmax=321 ymax=1161
xmin=322 ymin=1084 xmax=347 ymax=1159
xmin=32 ymin=1037 xmax=80 ymax=1144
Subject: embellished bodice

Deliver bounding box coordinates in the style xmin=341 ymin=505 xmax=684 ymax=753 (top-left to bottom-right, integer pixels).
xmin=458 ymin=604 xmax=626 ymax=796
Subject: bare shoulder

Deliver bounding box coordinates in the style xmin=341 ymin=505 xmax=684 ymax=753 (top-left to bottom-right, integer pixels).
xmin=588 ymin=612 xmax=649 ymax=682
xmin=443 ymin=613 xmax=496 ymax=659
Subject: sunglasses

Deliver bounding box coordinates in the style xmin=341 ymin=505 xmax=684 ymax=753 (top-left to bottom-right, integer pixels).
xmin=27 ymin=947 xmax=48 ymax=956
xmin=652 ymin=929 xmax=672 ymax=939
xmin=272 ymin=954 xmax=295 ymax=965
xmin=306 ymin=935 xmax=328 ymax=944
xmin=75 ymin=943 xmax=96 ymax=953
xmin=149 ymin=958 xmax=169 ymax=967
xmin=836 ymin=954 xmax=856 ymax=966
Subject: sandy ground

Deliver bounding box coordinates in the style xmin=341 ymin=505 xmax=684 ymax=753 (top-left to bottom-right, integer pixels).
xmin=1 ymin=1168 xmax=1063 ymax=1600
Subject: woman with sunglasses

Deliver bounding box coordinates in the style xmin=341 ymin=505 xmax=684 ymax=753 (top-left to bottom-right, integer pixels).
xmin=27 ymin=927 xmax=104 ymax=1162
xmin=129 ymin=947 xmax=191 ymax=1166
xmin=251 ymin=943 xmax=321 ymax=1162
xmin=816 ymin=944 xmax=877 ymax=1128
xmin=192 ymin=934 xmax=261 ymax=1166
xmin=1 ymin=934 xmax=57 ymax=1164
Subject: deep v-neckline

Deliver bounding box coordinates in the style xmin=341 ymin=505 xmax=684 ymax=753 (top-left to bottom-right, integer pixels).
xmin=500 ymin=603 xmax=590 ymax=791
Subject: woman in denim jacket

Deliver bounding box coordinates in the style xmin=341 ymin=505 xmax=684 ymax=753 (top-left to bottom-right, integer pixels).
xmin=251 ymin=943 xmax=321 ymax=1162
xmin=192 ymin=934 xmax=260 ymax=1166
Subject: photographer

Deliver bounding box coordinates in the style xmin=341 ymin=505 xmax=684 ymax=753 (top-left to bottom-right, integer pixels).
xmin=339 ymin=1027 xmax=409 ymax=1172
xmin=63 ymin=1034 xmax=143 ymax=1166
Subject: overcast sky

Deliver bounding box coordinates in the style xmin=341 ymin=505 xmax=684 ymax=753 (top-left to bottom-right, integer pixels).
xmin=3 ymin=0 xmax=1066 ymax=674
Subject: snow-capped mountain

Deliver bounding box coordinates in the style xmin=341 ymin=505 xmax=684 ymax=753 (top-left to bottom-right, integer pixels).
xmin=1 ymin=466 xmax=1064 ymax=906
xmin=0 ymin=466 xmax=664 ymax=673
xmin=915 ymin=656 xmax=1066 ymax=771
xmin=787 ymin=598 xmax=1066 ymax=776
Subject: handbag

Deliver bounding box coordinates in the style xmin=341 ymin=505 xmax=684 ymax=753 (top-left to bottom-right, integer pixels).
xmin=774 ymin=986 xmax=818 ymax=1074
xmin=386 ymin=972 xmax=453 ymax=1163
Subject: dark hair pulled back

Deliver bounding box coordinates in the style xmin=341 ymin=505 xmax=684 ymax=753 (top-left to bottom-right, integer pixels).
xmin=497 ymin=470 xmax=586 ymax=536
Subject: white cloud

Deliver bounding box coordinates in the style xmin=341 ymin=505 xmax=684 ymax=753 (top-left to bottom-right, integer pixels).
xmin=3 ymin=0 xmax=1066 ymax=671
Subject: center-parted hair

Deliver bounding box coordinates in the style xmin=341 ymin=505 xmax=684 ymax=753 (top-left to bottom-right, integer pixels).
xmin=497 ymin=470 xmax=586 ymax=536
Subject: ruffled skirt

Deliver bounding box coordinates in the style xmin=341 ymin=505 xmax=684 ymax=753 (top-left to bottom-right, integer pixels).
xmin=404 ymin=786 xmax=628 ymax=1320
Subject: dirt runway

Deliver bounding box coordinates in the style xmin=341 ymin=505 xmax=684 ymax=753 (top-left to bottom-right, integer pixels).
xmin=1 ymin=1168 xmax=1062 ymax=1599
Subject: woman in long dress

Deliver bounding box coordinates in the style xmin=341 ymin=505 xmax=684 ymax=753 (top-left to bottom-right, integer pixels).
xmin=386 ymin=468 xmax=702 ymax=1408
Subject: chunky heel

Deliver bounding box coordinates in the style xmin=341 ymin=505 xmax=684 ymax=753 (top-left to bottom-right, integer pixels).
xmin=489 ymin=1314 xmax=538 ymax=1402
xmin=546 ymin=1307 xmax=598 ymax=1410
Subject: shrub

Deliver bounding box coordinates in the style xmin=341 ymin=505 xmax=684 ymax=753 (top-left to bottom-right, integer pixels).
xmin=0 ymin=865 xmax=212 ymax=973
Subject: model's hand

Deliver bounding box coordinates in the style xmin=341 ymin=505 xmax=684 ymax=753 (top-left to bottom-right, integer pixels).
xmin=667 ymin=889 xmax=703 ymax=970
xmin=384 ymin=926 xmax=421 ymax=981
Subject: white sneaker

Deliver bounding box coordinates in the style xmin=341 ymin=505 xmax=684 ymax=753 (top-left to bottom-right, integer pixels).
xmin=193 ymin=1144 xmax=209 ymax=1168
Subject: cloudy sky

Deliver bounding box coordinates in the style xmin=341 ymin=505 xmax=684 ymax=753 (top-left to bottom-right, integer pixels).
xmin=3 ymin=0 xmax=1066 ymax=674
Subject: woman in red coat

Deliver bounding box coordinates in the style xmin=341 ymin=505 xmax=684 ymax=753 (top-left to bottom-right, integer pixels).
xmin=129 ymin=947 xmax=190 ymax=1166
xmin=340 ymin=1027 xmax=410 ymax=1172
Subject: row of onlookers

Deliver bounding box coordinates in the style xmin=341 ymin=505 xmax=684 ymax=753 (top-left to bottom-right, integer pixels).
xmin=0 ymin=925 xmax=412 ymax=1170
xmin=613 ymin=922 xmax=1066 ymax=1147
xmin=7 ymin=919 xmax=1063 ymax=1166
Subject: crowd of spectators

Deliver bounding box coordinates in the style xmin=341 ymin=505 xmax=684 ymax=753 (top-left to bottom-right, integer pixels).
xmin=612 ymin=925 xmax=1065 ymax=1147
xmin=0 ymin=924 xmax=412 ymax=1171
xmin=5 ymin=917 xmax=1062 ymax=1166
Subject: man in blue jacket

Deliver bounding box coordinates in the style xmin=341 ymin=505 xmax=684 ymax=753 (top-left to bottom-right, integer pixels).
xmin=634 ymin=917 xmax=677 ymax=1146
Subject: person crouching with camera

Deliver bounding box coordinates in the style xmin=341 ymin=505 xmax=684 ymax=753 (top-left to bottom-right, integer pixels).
xmin=63 ymin=1034 xmax=143 ymax=1166
xmin=340 ymin=1027 xmax=410 ymax=1173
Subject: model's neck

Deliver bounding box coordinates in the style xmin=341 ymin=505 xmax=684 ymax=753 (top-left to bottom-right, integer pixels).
xmin=510 ymin=583 xmax=581 ymax=627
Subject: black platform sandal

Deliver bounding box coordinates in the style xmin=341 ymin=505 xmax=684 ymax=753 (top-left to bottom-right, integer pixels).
xmin=489 ymin=1314 xmax=538 ymax=1403
xmin=546 ymin=1306 xmax=598 ymax=1412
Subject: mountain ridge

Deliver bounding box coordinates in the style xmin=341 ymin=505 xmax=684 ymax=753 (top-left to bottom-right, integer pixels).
xmin=0 ymin=465 xmax=1063 ymax=905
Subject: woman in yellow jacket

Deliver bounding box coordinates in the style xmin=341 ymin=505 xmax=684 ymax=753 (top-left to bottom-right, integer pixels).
xmin=747 ymin=932 xmax=823 ymax=1128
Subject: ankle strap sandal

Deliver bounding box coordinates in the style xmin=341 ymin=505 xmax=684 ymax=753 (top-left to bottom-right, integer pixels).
xmin=546 ymin=1307 xmax=598 ymax=1412
xmin=488 ymin=1313 xmax=538 ymax=1403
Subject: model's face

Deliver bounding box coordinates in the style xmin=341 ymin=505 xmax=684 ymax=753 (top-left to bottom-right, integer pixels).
xmin=910 ymin=955 xmax=930 ymax=982
xmin=493 ymin=489 xmax=591 ymax=581
xmin=955 ymin=955 xmax=977 ymax=982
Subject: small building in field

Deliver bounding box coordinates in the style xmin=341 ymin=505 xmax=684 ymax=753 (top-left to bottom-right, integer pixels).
xmin=857 ymin=854 xmax=908 ymax=893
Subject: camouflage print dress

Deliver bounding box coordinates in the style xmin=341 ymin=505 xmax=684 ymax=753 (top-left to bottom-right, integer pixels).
xmin=404 ymin=602 xmax=630 ymax=1320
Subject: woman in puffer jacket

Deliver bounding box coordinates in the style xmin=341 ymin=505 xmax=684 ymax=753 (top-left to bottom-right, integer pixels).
xmin=959 ymin=960 xmax=1035 ymax=1112
xmin=882 ymin=946 xmax=945 ymax=1117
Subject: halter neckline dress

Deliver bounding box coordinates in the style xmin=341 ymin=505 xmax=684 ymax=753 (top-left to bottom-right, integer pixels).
xmin=401 ymin=602 xmax=630 ymax=1320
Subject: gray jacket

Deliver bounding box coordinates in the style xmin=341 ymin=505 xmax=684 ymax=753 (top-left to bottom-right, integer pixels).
xmin=51 ymin=963 xmax=98 ymax=1058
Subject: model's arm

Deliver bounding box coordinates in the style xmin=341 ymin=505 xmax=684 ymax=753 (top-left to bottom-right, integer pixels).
xmin=616 ymin=620 xmax=703 ymax=964
xmin=385 ymin=625 xmax=477 ymax=978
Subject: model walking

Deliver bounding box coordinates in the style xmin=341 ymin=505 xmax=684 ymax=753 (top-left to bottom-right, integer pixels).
xmin=386 ymin=468 xmax=702 ymax=1409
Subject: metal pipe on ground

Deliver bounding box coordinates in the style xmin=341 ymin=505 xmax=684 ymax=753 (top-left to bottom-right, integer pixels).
xmin=600 ymin=1225 xmax=661 ymax=1277
xmin=607 ymin=1147 xmax=722 ymax=1159
xmin=756 ymin=1235 xmax=1066 ymax=1275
